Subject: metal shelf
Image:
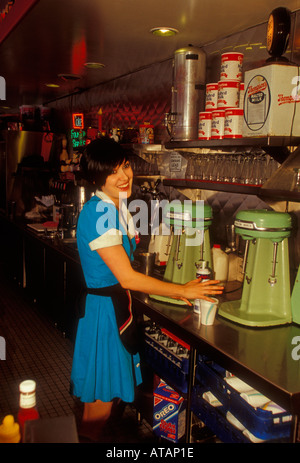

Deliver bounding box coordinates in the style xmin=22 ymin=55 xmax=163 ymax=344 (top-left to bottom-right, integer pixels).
xmin=165 ymin=136 xmax=300 ymax=150
xmin=163 ymin=178 xmax=263 ymax=196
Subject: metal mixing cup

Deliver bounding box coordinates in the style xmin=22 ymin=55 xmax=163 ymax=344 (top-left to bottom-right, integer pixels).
xmin=138 ymin=252 xmax=156 ymax=275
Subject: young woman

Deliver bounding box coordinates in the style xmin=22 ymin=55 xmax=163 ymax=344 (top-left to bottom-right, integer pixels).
xmin=70 ymin=137 xmax=223 ymax=441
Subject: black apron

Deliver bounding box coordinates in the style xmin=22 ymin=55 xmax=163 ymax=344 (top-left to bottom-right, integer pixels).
xmin=76 ymin=283 xmax=141 ymax=355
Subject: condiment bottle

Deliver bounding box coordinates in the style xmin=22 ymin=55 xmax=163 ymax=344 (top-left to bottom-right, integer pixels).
xmin=194 ymin=261 xmax=212 ymax=314
xmin=17 ymin=380 xmax=39 ymax=437
xmin=0 ymin=415 xmax=21 ymax=443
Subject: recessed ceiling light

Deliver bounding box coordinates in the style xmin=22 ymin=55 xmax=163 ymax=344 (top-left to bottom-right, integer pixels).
xmin=150 ymin=27 xmax=178 ymax=37
xmin=45 ymin=83 xmax=60 ymax=88
xmin=58 ymin=73 xmax=81 ymax=81
xmin=84 ymin=62 xmax=105 ymax=69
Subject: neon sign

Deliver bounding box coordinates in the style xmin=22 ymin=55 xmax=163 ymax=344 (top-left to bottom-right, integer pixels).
xmin=71 ymin=129 xmax=86 ymax=148
xmin=72 ymin=113 xmax=84 ymax=129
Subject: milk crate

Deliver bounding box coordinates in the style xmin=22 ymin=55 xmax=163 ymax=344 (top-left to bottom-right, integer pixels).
xmin=143 ymin=324 xmax=190 ymax=394
xmin=191 ymin=385 xmax=289 ymax=443
xmin=194 ymin=355 xmax=292 ymax=441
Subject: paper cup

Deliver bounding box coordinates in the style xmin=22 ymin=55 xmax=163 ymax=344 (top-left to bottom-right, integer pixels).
xmin=200 ymin=298 xmax=219 ymax=325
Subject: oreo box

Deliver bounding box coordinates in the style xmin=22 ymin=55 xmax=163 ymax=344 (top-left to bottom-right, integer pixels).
xmin=153 ymin=380 xmax=186 ymax=442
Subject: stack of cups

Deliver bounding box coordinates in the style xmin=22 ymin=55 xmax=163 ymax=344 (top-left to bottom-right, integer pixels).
xmin=194 ymin=262 xmax=219 ymax=325
xmin=199 ymin=52 xmax=244 ymax=141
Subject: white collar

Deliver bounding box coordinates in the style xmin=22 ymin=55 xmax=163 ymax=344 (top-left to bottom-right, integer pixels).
xmin=95 ymin=190 xmax=135 ymax=239
xmin=95 ymin=189 xmax=115 ymax=205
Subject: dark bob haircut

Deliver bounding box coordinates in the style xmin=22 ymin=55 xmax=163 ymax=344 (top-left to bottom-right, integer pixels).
xmin=80 ymin=137 xmax=129 ymax=186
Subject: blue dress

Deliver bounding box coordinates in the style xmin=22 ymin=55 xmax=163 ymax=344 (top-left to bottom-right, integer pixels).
xmin=71 ymin=191 xmax=142 ymax=403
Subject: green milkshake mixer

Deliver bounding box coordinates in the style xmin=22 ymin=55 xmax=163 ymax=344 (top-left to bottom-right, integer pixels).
xmin=151 ymin=201 xmax=213 ymax=305
xmin=218 ymin=209 xmax=293 ymax=327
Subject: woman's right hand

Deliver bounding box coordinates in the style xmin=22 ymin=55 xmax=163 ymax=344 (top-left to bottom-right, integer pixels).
xmin=175 ymin=278 xmax=224 ymax=306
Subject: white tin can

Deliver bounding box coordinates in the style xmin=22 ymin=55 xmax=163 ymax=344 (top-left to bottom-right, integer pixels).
xmin=198 ymin=111 xmax=212 ymax=140
xmin=217 ymin=80 xmax=240 ymax=109
xmin=205 ymin=83 xmax=218 ymax=111
xmin=220 ymin=52 xmax=243 ymax=81
xmin=211 ymin=109 xmax=225 ymax=139
xmin=224 ymin=108 xmax=244 ymax=138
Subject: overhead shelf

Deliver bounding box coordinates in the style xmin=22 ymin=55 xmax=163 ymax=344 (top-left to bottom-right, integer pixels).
xmin=165 ymin=136 xmax=300 ymax=150
xmin=258 ymin=188 xmax=300 ymax=202
xmin=163 ymin=178 xmax=262 ymax=196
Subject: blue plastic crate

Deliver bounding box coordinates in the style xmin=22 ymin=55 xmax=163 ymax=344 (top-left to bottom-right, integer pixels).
xmin=144 ymin=332 xmax=189 ymax=393
xmin=195 ymin=356 xmax=292 ymax=441
xmin=191 ymin=386 xmax=289 ymax=443
xmin=191 ymin=386 xmax=249 ymax=443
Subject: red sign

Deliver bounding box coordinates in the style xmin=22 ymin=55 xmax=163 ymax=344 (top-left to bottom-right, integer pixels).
xmin=72 ymin=113 xmax=84 ymax=129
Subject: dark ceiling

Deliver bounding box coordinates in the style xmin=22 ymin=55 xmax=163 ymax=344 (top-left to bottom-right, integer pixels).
xmin=0 ymin=0 xmax=299 ymax=112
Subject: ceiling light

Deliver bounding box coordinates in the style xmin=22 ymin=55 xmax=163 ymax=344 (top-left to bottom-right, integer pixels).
xmin=45 ymin=83 xmax=60 ymax=88
xmin=84 ymin=62 xmax=105 ymax=69
xmin=150 ymin=27 xmax=178 ymax=37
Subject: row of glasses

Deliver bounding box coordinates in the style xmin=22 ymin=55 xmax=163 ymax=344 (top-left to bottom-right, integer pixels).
xmin=185 ymin=151 xmax=280 ymax=185
xmin=129 ymin=153 xmax=160 ymax=175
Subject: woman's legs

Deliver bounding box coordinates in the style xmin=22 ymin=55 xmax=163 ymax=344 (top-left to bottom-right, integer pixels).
xmin=79 ymin=399 xmax=113 ymax=441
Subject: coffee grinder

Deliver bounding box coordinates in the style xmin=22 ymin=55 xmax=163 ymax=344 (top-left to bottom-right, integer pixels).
xmin=218 ymin=209 xmax=293 ymax=327
xmin=151 ymin=201 xmax=213 ymax=305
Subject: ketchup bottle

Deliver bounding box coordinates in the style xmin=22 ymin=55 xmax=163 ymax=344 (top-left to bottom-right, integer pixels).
xmin=17 ymin=380 xmax=39 ymax=439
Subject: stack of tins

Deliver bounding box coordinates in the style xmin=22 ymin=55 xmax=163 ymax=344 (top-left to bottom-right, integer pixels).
xmin=199 ymin=52 xmax=244 ymax=140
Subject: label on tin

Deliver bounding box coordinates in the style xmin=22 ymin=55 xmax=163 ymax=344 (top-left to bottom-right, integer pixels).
xmin=198 ymin=112 xmax=212 ymax=140
xmin=217 ymin=81 xmax=240 ymax=109
xmin=205 ymin=83 xmax=218 ymax=111
xmin=224 ymin=108 xmax=244 ymax=138
xmin=211 ymin=110 xmax=225 ymax=139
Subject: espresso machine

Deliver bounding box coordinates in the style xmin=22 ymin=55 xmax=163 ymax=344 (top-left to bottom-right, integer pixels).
xmin=151 ymin=201 xmax=213 ymax=305
xmin=218 ymin=209 xmax=293 ymax=327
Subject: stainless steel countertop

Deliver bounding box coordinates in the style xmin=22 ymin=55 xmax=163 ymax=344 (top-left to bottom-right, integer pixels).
xmin=134 ymin=283 xmax=300 ymax=415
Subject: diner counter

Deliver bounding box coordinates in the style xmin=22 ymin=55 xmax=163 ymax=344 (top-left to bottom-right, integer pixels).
xmin=1 ymin=214 xmax=300 ymax=432
xmin=134 ymin=291 xmax=300 ymax=416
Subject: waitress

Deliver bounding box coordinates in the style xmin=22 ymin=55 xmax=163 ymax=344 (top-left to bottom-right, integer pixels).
xmin=70 ymin=137 xmax=223 ymax=442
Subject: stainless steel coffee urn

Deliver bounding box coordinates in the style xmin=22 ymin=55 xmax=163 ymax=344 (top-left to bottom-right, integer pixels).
xmin=166 ymin=46 xmax=206 ymax=141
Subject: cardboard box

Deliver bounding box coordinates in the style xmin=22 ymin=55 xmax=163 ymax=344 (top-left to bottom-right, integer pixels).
xmin=153 ymin=380 xmax=186 ymax=442
xmin=243 ymin=64 xmax=300 ymax=137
